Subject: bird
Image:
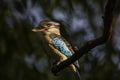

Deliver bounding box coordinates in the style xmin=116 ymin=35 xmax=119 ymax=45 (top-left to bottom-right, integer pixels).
xmin=32 ymin=20 xmax=82 ymax=80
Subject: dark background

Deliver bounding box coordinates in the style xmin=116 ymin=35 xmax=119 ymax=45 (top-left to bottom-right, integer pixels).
xmin=0 ymin=0 xmax=120 ymax=80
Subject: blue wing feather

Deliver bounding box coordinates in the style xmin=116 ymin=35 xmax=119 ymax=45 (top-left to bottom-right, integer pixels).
xmin=50 ymin=34 xmax=72 ymax=57
xmin=50 ymin=34 xmax=82 ymax=80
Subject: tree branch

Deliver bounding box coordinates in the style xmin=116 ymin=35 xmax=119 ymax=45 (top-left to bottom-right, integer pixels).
xmin=51 ymin=0 xmax=116 ymax=75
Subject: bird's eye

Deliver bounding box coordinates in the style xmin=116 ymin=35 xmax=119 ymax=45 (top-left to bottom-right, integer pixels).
xmin=46 ymin=23 xmax=51 ymax=27
xmin=44 ymin=28 xmax=48 ymax=30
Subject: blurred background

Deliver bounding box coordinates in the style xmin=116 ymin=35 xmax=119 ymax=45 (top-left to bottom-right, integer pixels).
xmin=0 ymin=0 xmax=120 ymax=80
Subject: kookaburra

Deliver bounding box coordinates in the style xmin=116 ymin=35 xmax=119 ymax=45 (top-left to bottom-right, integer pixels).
xmin=32 ymin=20 xmax=81 ymax=80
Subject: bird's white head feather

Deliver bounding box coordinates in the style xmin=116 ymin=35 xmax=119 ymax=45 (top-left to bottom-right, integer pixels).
xmin=32 ymin=20 xmax=60 ymax=35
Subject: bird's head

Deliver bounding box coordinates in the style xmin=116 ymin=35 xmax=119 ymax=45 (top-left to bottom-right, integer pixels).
xmin=32 ymin=20 xmax=60 ymax=35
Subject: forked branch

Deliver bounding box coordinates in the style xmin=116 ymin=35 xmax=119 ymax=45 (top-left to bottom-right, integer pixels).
xmin=51 ymin=0 xmax=116 ymax=75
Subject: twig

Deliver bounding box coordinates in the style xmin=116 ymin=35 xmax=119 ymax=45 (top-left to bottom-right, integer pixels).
xmin=51 ymin=0 xmax=116 ymax=75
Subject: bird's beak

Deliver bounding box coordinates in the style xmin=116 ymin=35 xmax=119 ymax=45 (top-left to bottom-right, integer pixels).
xmin=32 ymin=27 xmax=44 ymax=32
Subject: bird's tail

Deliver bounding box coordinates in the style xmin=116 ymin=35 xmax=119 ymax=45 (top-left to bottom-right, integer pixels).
xmin=70 ymin=64 xmax=82 ymax=80
xmin=74 ymin=64 xmax=82 ymax=80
